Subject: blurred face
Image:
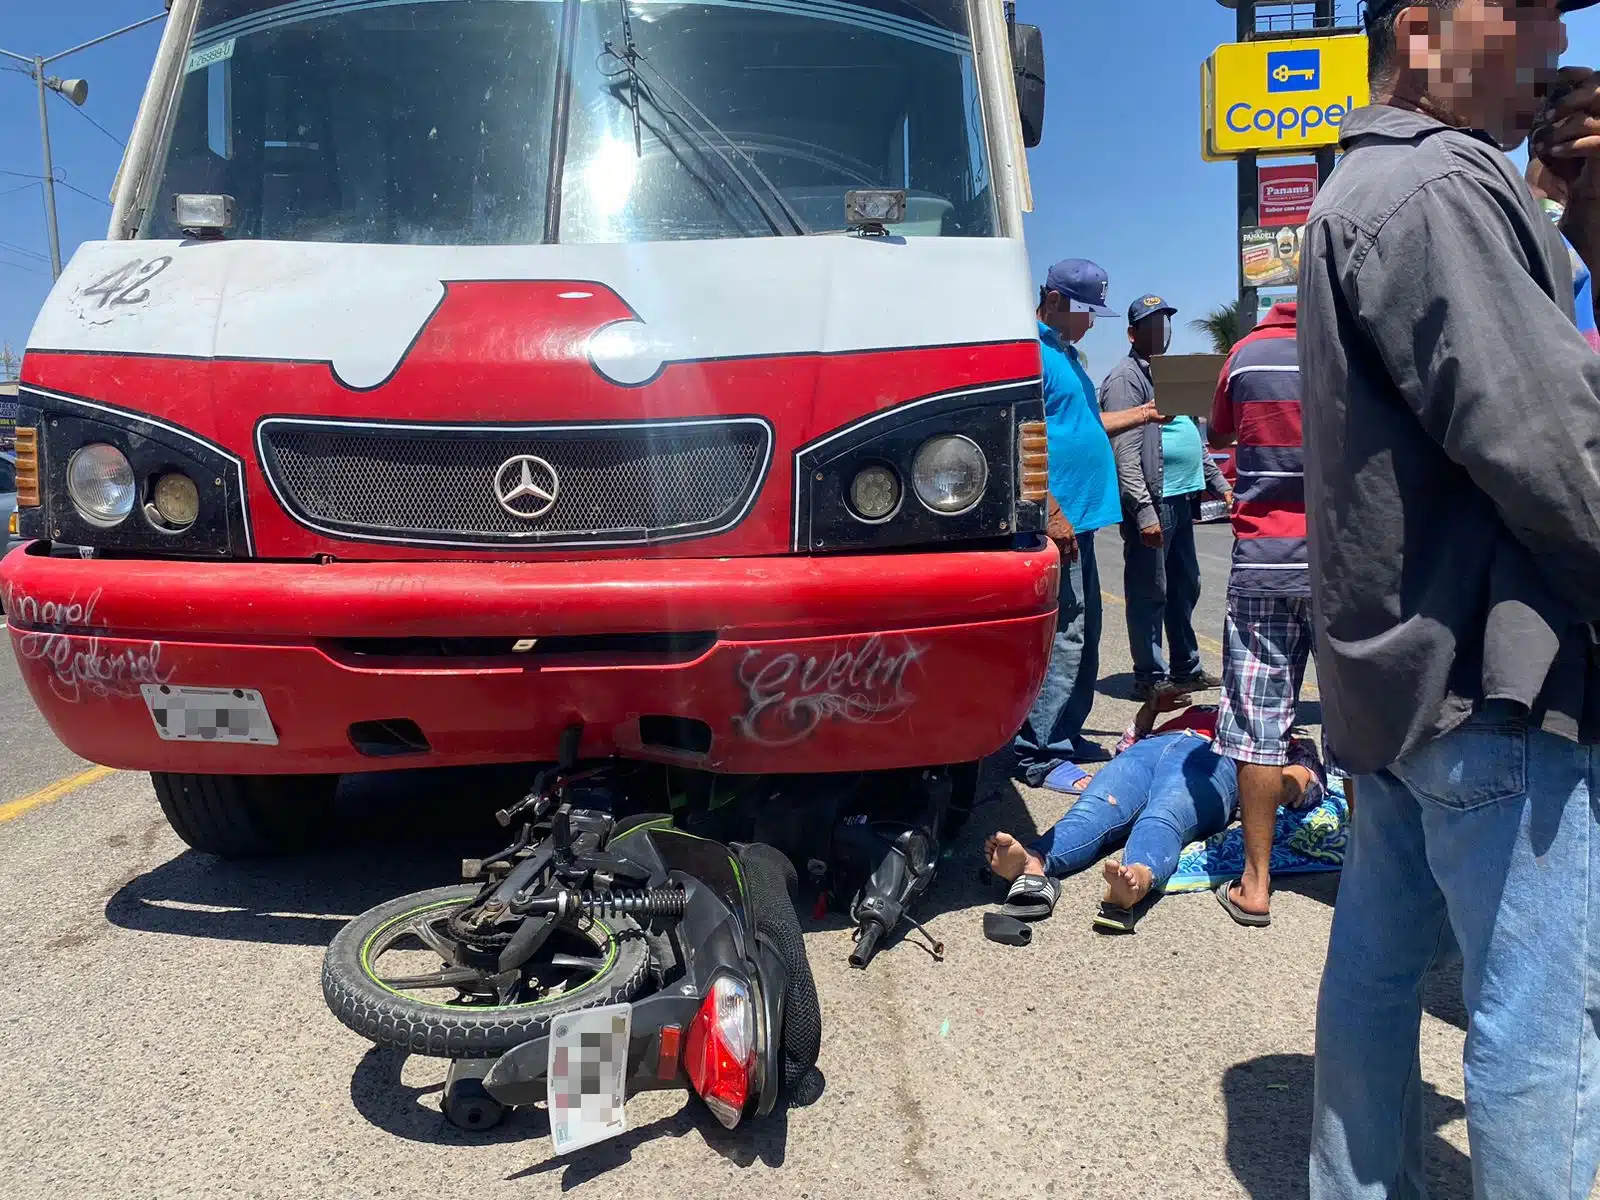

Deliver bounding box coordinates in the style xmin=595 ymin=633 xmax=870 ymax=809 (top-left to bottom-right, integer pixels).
xmin=1396 ymin=0 xmax=1566 ymax=148
xmin=1129 ymin=314 xmax=1171 ymax=357
xmin=1040 ymin=290 xmax=1095 ymax=342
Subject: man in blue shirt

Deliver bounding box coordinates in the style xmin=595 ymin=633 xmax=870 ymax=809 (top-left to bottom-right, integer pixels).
xmin=1014 ymin=260 xmax=1167 ymax=787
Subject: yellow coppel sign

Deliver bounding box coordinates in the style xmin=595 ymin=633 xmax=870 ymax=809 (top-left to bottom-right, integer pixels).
xmin=1205 ymin=35 xmax=1370 ymax=158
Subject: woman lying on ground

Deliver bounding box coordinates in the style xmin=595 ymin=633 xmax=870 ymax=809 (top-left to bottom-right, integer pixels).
xmin=986 ymin=689 xmax=1324 ymax=931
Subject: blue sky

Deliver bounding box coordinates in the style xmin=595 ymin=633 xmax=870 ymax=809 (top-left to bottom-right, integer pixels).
xmin=1 ymin=1 xmax=1597 ymax=369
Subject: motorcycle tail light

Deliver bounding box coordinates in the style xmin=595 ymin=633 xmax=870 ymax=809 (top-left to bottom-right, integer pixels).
xmin=1018 ymin=420 xmax=1048 ymax=503
xmin=683 ymin=975 xmax=755 ymax=1129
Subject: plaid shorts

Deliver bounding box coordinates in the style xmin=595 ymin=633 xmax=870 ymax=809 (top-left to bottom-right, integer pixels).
xmin=1213 ymin=594 xmax=1314 ymax=767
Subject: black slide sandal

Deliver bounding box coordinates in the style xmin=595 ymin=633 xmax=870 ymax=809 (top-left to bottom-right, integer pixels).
xmin=983 ymin=912 xmax=1033 ymax=946
xmin=1000 ymin=874 xmax=1061 ymax=920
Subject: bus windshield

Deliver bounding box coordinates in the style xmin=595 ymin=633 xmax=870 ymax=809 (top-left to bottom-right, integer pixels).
xmin=141 ymin=0 xmax=997 ymax=245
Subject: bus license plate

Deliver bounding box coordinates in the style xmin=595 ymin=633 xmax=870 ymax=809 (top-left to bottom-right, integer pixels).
xmin=141 ymin=685 xmax=278 ymax=745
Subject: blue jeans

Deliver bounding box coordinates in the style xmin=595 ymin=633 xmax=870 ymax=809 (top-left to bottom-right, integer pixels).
xmin=1026 ymin=730 xmax=1238 ymax=888
xmin=1121 ymin=497 xmax=1202 ymax=683
xmin=1014 ymin=534 xmax=1101 ymax=783
xmin=1311 ymin=711 xmax=1600 ymax=1200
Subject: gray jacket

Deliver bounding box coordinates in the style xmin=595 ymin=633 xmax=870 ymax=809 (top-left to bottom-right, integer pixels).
xmin=1300 ymin=105 xmax=1600 ymax=774
xmin=1099 ymin=350 xmax=1227 ymax=529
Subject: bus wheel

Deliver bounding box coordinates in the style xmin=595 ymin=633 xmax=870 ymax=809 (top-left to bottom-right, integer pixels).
xmin=151 ymin=772 xmax=338 ymax=858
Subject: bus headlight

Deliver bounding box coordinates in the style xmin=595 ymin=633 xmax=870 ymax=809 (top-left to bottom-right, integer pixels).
xmin=67 ymin=443 xmax=136 ymax=526
xmin=912 ymin=435 xmax=988 ymax=515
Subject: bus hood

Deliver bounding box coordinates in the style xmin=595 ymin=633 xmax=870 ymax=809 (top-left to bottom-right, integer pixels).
xmin=28 ymin=235 xmax=1035 ymax=392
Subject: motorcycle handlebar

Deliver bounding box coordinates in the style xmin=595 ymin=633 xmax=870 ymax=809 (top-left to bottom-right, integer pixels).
xmin=849 ymin=922 xmax=884 ymax=969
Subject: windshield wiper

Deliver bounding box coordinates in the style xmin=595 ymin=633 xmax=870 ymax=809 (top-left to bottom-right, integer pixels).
xmin=610 ymin=0 xmax=643 ymax=157
xmin=601 ymin=10 xmax=808 ymax=237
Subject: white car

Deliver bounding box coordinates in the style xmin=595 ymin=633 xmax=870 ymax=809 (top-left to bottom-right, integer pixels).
xmin=1198 ymin=446 xmax=1235 ymax=525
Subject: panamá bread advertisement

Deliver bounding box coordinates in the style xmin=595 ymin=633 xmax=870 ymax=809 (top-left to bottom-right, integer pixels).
xmin=1241 ymin=225 xmax=1301 ymax=289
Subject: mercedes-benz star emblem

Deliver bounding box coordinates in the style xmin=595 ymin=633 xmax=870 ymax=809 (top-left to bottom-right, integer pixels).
xmin=493 ymin=454 xmax=560 ymax=520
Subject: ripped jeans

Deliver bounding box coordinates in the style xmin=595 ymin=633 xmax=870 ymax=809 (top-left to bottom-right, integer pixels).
xmin=1026 ymin=729 xmax=1238 ymax=888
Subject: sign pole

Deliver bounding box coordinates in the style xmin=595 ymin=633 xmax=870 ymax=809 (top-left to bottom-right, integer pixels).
xmin=1236 ymin=0 xmax=1258 ymax=341
xmin=1315 ymin=0 xmax=1337 ymax=183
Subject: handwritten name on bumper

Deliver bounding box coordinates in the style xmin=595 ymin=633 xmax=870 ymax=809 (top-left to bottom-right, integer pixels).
xmin=735 ymin=635 xmax=926 ymax=747
xmin=4 ymin=584 xmax=174 ymax=703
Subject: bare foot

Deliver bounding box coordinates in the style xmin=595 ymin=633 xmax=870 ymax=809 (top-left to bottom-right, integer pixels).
xmin=1101 ymin=859 xmax=1154 ymax=909
xmin=984 ymin=832 xmax=1046 ymax=883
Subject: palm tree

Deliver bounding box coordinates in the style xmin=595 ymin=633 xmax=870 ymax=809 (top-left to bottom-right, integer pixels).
xmin=1190 ymin=301 xmax=1244 ymax=355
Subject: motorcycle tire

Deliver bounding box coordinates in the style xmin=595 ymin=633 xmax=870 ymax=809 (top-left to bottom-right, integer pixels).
xmin=322 ymin=885 xmax=651 ymax=1059
xmin=735 ymin=843 xmax=823 ymax=1101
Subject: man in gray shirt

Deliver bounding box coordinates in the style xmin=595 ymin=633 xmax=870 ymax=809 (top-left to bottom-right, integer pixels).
xmin=1101 ymin=294 xmax=1230 ymax=702
xmin=1299 ymin=1 xmax=1600 ymax=1195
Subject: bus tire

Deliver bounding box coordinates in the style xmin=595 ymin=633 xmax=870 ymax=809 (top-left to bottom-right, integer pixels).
xmin=151 ymin=772 xmax=338 ymax=858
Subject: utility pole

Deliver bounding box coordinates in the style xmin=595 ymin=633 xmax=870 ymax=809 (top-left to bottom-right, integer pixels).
xmin=1 ymin=13 xmax=167 ymax=280
xmin=33 ymin=56 xmax=62 ymax=278
xmin=1236 ymin=0 xmax=1258 ymax=342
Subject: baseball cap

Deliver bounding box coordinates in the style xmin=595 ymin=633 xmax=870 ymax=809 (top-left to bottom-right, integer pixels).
xmin=1128 ymin=293 xmax=1178 ymax=327
xmin=1044 ymin=259 xmax=1117 ymax=317
xmin=1365 ymin=0 xmax=1598 ymax=23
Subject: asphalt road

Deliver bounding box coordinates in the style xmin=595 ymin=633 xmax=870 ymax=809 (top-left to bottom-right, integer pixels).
xmin=0 ymin=526 xmax=1496 ymax=1199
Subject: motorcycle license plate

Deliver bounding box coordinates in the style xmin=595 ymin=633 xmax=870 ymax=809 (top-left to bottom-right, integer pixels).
xmin=546 ymin=1003 xmax=632 ymax=1155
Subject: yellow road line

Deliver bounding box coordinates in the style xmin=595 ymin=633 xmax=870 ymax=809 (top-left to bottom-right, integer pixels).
xmin=1101 ymin=590 xmax=1320 ymax=699
xmin=0 ymin=765 xmax=118 ymax=824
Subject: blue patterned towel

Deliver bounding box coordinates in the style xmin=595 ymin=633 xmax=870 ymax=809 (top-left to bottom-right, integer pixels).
xmin=1164 ymin=777 xmax=1349 ymax=895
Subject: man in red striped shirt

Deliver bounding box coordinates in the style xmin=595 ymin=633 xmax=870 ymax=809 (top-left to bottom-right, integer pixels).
xmin=1206 ymin=300 xmax=1312 ymax=927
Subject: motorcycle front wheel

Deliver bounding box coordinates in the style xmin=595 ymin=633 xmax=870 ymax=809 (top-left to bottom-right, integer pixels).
xmin=322 ymin=885 xmax=651 ymax=1058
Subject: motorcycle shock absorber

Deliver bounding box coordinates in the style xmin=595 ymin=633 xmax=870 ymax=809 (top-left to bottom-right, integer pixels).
xmin=512 ymin=887 xmax=689 ymax=921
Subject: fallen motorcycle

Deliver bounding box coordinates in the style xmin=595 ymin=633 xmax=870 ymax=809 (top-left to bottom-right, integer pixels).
xmin=321 ymin=751 xmax=820 ymax=1150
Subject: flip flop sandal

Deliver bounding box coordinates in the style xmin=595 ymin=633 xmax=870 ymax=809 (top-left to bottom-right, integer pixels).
xmin=1092 ymin=890 xmax=1161 ymax=935
xmin=1041 ymin=761 xmax=1092 ymax=796
xmin=1215 ymin=879 xmax=1272 ymax=928
xmin=1000 ymin=873 xmax=1061 ymax=921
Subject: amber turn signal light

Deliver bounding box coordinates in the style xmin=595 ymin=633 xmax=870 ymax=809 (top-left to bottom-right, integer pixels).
xmin=1018 ymin=419 xmax=1048 ymax=503
xmin=14 ymin=427 xmax=39 ymax=508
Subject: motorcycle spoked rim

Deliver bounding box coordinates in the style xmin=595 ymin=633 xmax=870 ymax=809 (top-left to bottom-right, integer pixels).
xmin=359 ymin=896 xmax=622 ymax=1011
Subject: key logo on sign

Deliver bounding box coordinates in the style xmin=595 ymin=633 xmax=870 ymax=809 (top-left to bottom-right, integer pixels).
xmin=1267 ymin=49 xmax=1321 ymax=93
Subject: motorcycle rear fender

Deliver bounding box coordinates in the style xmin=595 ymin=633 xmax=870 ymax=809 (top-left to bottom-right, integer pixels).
xmin=480 ymin=992 xmax=703 ymax=1108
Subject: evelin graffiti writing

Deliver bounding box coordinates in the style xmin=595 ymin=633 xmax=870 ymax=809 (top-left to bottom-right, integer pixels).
xmin=3 ymin=583 xmax=174 ymax=703
xmin=735 ymin=635 xmax=926 ymax=748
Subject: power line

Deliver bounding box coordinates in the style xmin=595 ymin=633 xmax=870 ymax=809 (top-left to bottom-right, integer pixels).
xmin=51 ymin=90 xmax=126 ymax=148
xmin=52 ymin=177 xmax=111 ymax=207
xmin=0 ymin=239 xmax=49 ymax=263
xmin=0 ymin=181 xmax=40 ymax=200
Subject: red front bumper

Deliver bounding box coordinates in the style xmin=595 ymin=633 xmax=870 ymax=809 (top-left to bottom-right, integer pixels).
xmin=0 ymin=545 xmax=1058 ymax=775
